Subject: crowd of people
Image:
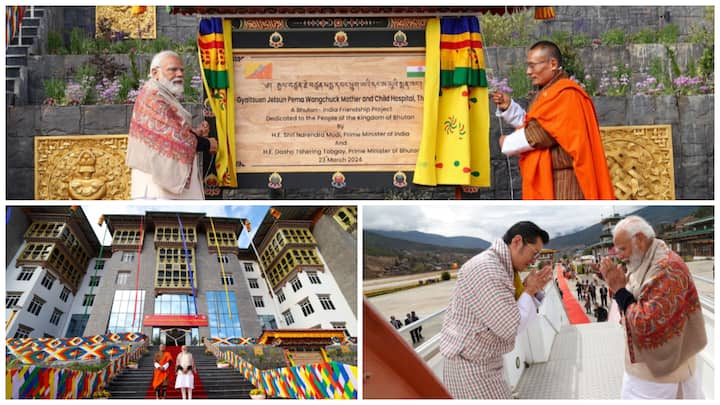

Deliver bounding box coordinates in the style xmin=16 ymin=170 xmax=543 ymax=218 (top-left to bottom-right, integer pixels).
xmin=575 ymin=278 xmax=609 ymax=322
xmin=388 ymin=311 xmax=424 ymax=345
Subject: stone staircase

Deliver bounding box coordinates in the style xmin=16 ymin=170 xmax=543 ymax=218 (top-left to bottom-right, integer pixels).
xmin=6 ymin=6 xmax=45 ymax=106
xmin=107 ymin=346 xmax=255 ymax=399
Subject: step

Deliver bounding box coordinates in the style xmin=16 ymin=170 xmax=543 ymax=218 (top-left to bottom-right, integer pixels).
xmin=9 ymin=36 xmax=34 ymax=46
xmin=20 ymin=17 xmax=40 ymax=27
xmin=6 ymin=54 xmax=27 ymax=66
xmin=21 ymin=26 xmax=38 ymax=37
xmin=24 ymin=8 xmax=45 ymax=18
xmin=6 ymin=66 xmax=22 ymax=79
xmin=6 ymin=45 xmax=30 ymax=56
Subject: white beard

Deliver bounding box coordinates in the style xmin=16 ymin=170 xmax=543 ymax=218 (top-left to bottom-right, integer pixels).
xmin=158 ymin=76 xmax=184 ymax=98
xmin=628 ymin=251 xmax=643 ymax=270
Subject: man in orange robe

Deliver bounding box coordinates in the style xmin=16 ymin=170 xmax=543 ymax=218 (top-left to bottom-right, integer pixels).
xmin=152 ymin=344 xmax=173 ymax=399
xmin=492 ymin=41 xmax=615 ymax=200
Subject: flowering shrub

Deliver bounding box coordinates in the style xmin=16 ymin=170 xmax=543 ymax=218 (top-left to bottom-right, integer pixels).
xmin=596 ymin=64 xmax=632 ymax=96
xmin=95 ymin=78 xmax=121 ymax=104
xmin=672 ymin=75 xmax=713 ymax=96
xmin=634 ymin=74 xmax=666 ymax=96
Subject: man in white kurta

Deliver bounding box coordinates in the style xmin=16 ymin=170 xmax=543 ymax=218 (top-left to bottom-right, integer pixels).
xmin=440 ymin=221 xmax=553 ymax=399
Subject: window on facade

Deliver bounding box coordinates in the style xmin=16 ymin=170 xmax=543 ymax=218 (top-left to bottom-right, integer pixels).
xmin=156 ymin=248 xmax=196 ymax=289
xmin=14 ymin=324 xmax=33 ymax=338
xmin=291 ymin=277 xmax=303 ymax=292
xmin=217 ymin=255 xmax=229 ymax=263
xmin=154 ymin=294 xmax=195 ymax=315
xmin=17 ymin=267 xmax=35 ymax=281
xmin=307 ymin=271 xmax=321 ymax=284
xmin=107 ymin=290 xmax=145 ymax=333
xmin=116 ymin=271 xmax=130 ymax=285
xmin=6 ymin=292 xmax=22 ymax=309
xmin=282 ymin=310 xmax=295 ymax=325
xmin=333 ymin=207 xmax=357 ymax=231
xmin=207 ymin=291 xmax=243 ymax=338
xmin=276 ymin=289 xmax=286 ymax=303
xmin=83 ymin=294 xmax=95 ymax=307
xmin=65 ymin=314 xmax=89 ymax=338
xmin=41 ymin=272 xmax=56 ymax=290
xmin=299 ymin=299 xmax=315 ymax=317
xmin=94 ymin=260 xmax=105 ymax=270
xmin=121 ymin=252 xmax=135 ymax=263
xmin=248 ymin=278 xmax=259 ymax=289
xmin=59 ymin=287 xmax=71 ymax=302
xmin=257 ymin=314 xmax=277 ymax=330
xmin=318 ymin=295 xmax=336 ymax=310
xmin=253 ymin=296 xmax=265 ymax=308
xmin=28 ymin=295 xmax=45 ymax=316
xmin=207 ymin=230 xmax=235 ymax=247
xmin=221 ymin=274 xmax=234 ymax=286
xmin=331 ymin=322 xmax=347 ymax=332
xmin=244 ymin=262 xmax=254 ymax=272
xmin=19 ymin=243 xmax=53 ymax=262
xmin=50 ymin=308 xmax=63 ymax=326
xmin=113 ymin=229 xmax=141 ymax=245
xmin=89 ymin=276 xmax=101 ymax=287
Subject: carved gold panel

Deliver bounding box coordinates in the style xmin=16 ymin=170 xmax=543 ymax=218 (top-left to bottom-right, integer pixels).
xmin=95 ymin=6 xmax=156 ymax=39
xmin=35 ymin=135 xmax=131 ymax=200
xmin=600 ymin=125 xmax=675 ymax=200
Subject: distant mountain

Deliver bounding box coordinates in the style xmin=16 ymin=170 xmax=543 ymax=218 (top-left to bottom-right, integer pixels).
xmin=365 ymin=229 xmax=490 ymax=251
xmin=547 ymin=205 xmax=706 ymax=251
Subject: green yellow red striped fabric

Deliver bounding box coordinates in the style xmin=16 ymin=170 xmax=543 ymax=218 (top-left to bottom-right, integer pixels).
xmin=198 ymin=18 xmax=229 ymax=89
xmin=439 ymin=17 xmax=487 ymax=88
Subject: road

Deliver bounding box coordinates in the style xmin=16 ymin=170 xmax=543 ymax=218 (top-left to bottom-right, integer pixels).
xmin=363 ymin=270 xmax=458 ymax=294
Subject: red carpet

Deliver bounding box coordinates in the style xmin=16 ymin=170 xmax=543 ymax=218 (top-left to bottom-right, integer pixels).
xmin=144 ymin=346 xmax=208 ymax=399
xmin=556 ymin=265 xmax=590 ymax=324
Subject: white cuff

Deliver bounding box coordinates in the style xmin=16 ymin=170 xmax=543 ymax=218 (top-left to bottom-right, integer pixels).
xmin=495 ymin=100 xmax=526 ymax=128
xmin=502 ymin=129 xmax=534 ymax=156
xmin=517 ymin=292 xmax=539 ymax=336
xmin=154 ymin=362 xmax=160 ymax=368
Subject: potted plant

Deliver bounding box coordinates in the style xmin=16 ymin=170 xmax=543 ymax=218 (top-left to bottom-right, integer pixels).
xmin=92 ymin=387 xmax=111 ymax=399
xmin=216 ymin=358 xmax=230 ymax=368
xmin=249 ymin=388 xmax=266 ymax=400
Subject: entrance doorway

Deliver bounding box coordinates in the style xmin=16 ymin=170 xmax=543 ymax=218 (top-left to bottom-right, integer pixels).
xmin=153 ymin=327 xmax=199 ymax=346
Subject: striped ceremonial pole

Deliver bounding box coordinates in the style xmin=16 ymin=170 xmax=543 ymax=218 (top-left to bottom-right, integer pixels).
xmin=131 ymin=215 xmax=145 ymax=331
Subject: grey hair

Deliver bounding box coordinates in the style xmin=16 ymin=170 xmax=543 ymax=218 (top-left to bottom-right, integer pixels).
xmin=612 ymin=215 xmax=655 ymax=239
xmin=149 ymin=50 xmax=181 ymax=78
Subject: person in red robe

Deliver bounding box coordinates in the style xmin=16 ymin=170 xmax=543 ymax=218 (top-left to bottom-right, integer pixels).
xmin=152 ymin=344 xmax=173 ymax=399
xmin=492 ymin=41 xmax=615 ymax=200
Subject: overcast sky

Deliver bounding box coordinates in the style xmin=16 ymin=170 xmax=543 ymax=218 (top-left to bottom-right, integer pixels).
xmin=81 ymin=204 xmax=269 ymax=248
xmin=363 ymin=204 xmax=649 ymax=241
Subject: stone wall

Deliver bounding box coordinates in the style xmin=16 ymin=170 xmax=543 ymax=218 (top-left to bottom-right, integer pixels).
xmin=6 ymin=95 xmax=713 ymax=200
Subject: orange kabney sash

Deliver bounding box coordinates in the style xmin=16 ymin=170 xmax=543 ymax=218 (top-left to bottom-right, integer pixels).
xmin=519 ymin=79 xmax=615 ymax=200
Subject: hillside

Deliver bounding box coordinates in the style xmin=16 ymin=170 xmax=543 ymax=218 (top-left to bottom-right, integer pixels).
xmin=547 ymin=206 xmax=705 ymax=251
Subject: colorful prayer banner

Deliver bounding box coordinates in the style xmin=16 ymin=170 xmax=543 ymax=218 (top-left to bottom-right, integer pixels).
xmin=223 ymin=350 xmax=357 ymax=399
xmin=198 ymin=17 xmax=237 ymax=188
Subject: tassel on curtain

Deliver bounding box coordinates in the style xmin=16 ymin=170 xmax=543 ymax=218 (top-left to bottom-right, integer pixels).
xmin=413 ymin=16 xmax=490 ymax=188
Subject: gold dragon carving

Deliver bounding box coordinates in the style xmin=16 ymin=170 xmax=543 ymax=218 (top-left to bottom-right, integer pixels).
xmin=35 ymin=135 xmax=131 ymax=200
xmin=95 ymin=6 xmax=156 ymax=39
xmin=600 ymin=125 xmax=675 ymax=200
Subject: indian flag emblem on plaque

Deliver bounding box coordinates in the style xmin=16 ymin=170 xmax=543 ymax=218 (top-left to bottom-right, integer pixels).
xmin=406 ymin=62 xmax=425 ymax=78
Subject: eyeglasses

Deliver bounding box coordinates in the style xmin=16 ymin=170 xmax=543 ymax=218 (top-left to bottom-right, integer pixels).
xmin=526 ymin=60 xmax=548 ymax=70
xmin=524 ymin=242 xmax=542 ymax=260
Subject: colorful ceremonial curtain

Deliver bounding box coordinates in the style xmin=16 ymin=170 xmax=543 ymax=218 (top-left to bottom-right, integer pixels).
xmin=413 ymin=16 xmax=490 ymax=187
xmin=6 ymin=6 xmax=24 ymax=48
xmin=198 ymin=18 xmax=238 ymax=188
